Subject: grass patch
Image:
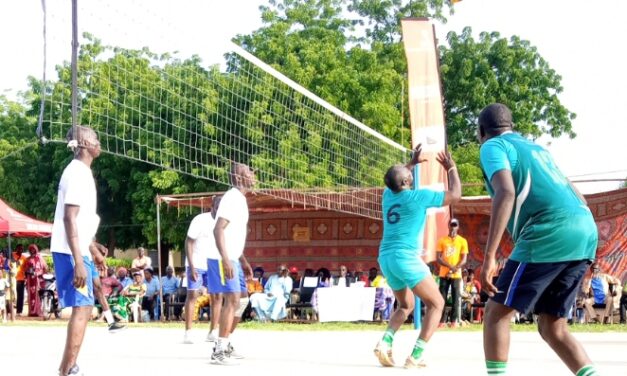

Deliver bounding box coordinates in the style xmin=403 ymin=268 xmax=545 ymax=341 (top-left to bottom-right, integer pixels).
xmin=4 ymin=319 xmax=627 ymax=332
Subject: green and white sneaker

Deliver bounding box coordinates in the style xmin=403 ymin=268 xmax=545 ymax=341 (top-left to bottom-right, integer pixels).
xmin=404 ymin=355 xmax=427 ymax=369
xmin=374 ymin=341 xmax=395 ymax=367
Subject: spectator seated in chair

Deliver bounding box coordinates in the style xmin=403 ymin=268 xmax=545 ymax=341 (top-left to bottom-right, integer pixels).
xmin=461 ymin=269 xmax=482 ymax=323
xmin=247 ymin=267 xmax=265 ymax=296
xmin=101 ymin=266 xmax=123 ymax=299
xmin=142 ymin=268 xmax=161 ymax=322
xmin=288 ymin=266 xmax=301 ymax=290
xmin=331 ymin=265 xmax=354 ymax=288
xmin=116 ymin=267 xmax=133 ymax=289
xmin=121 ymin=271 xmax=147 ymax=323
xmin=310 ymin=268 xmax=332 ymax=319
xmin=582 ymin=263 xmax=621 ymax=324
xmin=161 ymin=266 xmax=181 ymax=320
xmin=193 ymin=287 xmax=211 ymax=321
xmin=249 ymin=265 xmax=293 ymax=321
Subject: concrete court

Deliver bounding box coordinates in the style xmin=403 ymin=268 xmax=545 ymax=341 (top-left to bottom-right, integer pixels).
xmin=3 ymin=326 xmax=625 ymax=375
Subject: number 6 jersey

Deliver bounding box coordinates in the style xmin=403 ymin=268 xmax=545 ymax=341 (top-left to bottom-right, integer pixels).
xmin=378 ymin=188 xmax=444 ymax=257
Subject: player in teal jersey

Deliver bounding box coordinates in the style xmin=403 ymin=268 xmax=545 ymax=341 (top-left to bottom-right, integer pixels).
xmin=374 ymin=144 xmax=462 ymax=368
xmin=478 ymin=103 xmax=599 ymax=376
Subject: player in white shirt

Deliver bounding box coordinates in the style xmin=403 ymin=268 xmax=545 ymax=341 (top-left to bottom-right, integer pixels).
xmin=183 ymin=196 xmax=221 ymax=344
xmin=209 ymin=162 xmax=254 ymax=365
xmin=50 ymin=126 xmax=109 ymax=376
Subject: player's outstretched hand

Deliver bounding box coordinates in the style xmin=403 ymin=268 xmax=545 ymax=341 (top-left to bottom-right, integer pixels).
xmin=436 ymin=151 xmax=455 ymax=171
xmin=409 ymin=144 xmax=428 ymax=166
xmin=480 ymin=256 xmax=499 ymax=297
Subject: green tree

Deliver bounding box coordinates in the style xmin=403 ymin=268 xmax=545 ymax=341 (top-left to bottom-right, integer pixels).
xmin=440 ymin=28 xmax=575 ymax=146
xmin=236 ymin=0 xmax=576 ymax=192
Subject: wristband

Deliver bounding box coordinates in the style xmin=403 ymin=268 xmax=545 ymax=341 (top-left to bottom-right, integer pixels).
xmin=447 ymin=166 xmax=456 ymax=173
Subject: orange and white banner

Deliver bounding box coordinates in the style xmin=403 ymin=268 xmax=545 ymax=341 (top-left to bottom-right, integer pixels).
xmin=401 ymin=18 xmax=450 ymax=262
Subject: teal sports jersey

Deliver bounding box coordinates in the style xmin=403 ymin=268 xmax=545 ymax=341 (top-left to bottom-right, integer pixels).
xmin=480 ymin=132 xmax=597 ymax=262
xmin=379 ymin=188 xmax=444 ymax=256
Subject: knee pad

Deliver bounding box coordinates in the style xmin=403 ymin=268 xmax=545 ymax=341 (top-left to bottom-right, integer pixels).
xmin=234 ymin=296 xmax=249 ymax=318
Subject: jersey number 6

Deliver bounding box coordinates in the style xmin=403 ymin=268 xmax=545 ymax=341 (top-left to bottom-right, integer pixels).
xmin=386 ymin=204 xmax=401 ymax=224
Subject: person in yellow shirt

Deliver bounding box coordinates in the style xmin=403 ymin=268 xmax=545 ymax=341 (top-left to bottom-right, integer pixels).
xmin=11 ymin=245 xmax=28 ymax=316
xmin=436 ymin=218 xmax=468 ymax=327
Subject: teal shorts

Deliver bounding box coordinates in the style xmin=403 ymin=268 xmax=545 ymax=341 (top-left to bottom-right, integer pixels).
xmin=378 ymin=251 xmax=431 ymax=291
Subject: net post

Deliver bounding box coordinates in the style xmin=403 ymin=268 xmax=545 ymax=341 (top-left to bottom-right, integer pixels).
xmin=70 ymin=0 xmax=79 ymax=133
xmin=412 ymin=164 xmax=422 ymax=330
xmin=156 ymin=195 xmax=165 ymax=321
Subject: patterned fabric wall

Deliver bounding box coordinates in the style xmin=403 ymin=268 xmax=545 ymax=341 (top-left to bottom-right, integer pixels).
xmin=245 ymin=189 xmax=627 ymax=281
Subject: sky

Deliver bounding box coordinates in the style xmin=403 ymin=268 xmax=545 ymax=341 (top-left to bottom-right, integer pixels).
xmin=1 ymin=0 xmax=625 ymax=193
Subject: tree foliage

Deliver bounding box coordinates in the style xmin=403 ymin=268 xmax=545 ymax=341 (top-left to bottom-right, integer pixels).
xmin=236 ymin=0 xmax=576 ymax=194
xmin=440 ymin=28 xmax=576 ymax=146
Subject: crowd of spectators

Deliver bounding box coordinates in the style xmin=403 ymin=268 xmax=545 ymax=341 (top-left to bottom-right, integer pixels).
xmin=1 ymin=235 xmax=625 ymax=326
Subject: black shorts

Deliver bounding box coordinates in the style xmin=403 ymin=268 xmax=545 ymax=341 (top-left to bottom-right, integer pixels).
xmin=491 ymin=259 xmax=591 ymax=317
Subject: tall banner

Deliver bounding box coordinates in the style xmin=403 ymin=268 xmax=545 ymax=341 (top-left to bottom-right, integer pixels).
xmin=401 ymin=18 xmax=450 ymax=262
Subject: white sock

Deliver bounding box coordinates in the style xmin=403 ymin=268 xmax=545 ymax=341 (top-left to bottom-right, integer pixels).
xmin=217 ymin=337 xmax=229 ymax=351
xmin=103 ymin=310 xmax=114 ymax=325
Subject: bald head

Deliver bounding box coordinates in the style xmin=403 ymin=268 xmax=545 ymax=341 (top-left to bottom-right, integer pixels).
xmin=384 ymin=164 xmax=412 ymax=192
xmin=478 ymin=103 xmax=513 ymax=141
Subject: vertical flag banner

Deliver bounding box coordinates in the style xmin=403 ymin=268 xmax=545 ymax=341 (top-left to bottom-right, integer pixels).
xmin=401 ymin=18 xmax=450 ymax=263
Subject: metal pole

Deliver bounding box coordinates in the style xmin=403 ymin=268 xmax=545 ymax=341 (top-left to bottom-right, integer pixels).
xmin=71 ymin=0 xmax=78 ymax=131
xmin=156 ymin=195 xmax=164 ymax=321
xmin=7 ymin=233 xmax=15 ymax=321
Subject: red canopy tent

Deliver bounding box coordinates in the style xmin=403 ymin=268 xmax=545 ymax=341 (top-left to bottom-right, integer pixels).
xmin=0 ymin=198 xmax=53 ymax=321
xmin=0 ymin=198 xmax=53 ymax=238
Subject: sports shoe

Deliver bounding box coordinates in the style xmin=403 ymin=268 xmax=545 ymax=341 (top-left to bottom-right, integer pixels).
xmin=206 ymin=331 xmax=218 ymax=342
xmin=404 ymin=355 xmax=427 ymax=369
xmin=374 ymin=341 xmax=395 ymax=367
xmin=211 ymin=350 xmax=239 ymax=365
xmin=108 ymin=322 xmax=126 ymax=333
xmin=226 ymin=343 xmax=245 ymax=359
xmin=183 ymin=335 xmax=194 ymax=344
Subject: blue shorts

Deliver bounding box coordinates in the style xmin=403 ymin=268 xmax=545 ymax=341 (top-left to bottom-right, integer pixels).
xmin=186 ymin=267 xmax=208 ymax=291
xmin=53 ymin=253 xmax=96 ymax=308
xmin=206 ymin=259 xmax=246 ymax=294
xmin=492 ymin=259 xmax=591 ymax=317
xmin=378 ymin=251 xmax=430 ymax=291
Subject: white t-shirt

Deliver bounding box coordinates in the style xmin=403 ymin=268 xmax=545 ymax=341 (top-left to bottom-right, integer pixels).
xmin=214 ymin=187 xmax=249 ymax=260
xmin=131 ymin=256 xmax=152 ymax=269
xmin=50 ymin=159 xmax=99 ymax=259
xmin=186 ymin=212 xmax=219 ymax=269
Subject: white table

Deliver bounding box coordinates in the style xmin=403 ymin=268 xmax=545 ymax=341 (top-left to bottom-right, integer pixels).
xmin=316 ymin=287 xmax=376 ymax=322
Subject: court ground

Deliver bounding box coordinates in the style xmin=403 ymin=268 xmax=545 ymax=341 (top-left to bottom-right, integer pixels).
xmin=4 ymin=325 xmax=625 ymax=375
